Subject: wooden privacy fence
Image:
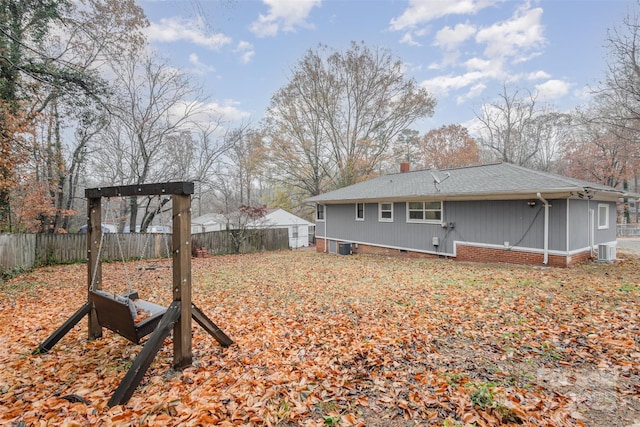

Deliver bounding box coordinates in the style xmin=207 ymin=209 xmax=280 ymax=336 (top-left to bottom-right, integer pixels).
xmin=0 ymin=228 xmax=289 ymax=274
xmin=191 ymin=228 xmax=290 ymax=255
xmin=0 ymin=234 xmax=36 ymax=273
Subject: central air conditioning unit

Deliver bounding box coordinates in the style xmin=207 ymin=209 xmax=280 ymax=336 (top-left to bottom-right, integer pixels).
xmin=597 ymin=244 xmax=616 ymax=262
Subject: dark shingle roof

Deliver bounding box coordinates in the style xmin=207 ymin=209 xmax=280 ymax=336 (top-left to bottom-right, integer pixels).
xmin=307 ymin=163 xmax=626 ymax=203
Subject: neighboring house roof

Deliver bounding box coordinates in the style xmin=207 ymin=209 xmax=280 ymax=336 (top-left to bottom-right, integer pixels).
xmin=260 ymin=208 xmax=314 ymax=227
xmin=194 ymin=209 xmax=313 ymax=229
xmin=192 ymin=213 xmax=227 ymax=227
xmin=307 ymin=163 xmax=632 ymax=204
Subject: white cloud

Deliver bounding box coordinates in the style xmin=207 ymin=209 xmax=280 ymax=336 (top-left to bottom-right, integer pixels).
xmin=390 ymin=0 xmax=500 ymax=31
xmin=400 ymin=33 xmax=422 ymax=46
xmin=535 ymin=79 xmax=570 ymax=100
xmin=201 ymin=100 xmax=252 ymax=123
xmin=462 ymin=114 xmax=486 ymax=138
xmin=235 ymin=41 xmax=255 ymax=64
xmin=420 ymin=71 xmax=485 ymax=96
xmin=573 ymin=85 xmax=594 ymax=100
xmin=188 ymin=53 xmax=215 ymax=75
xmin=250 ymin=0 xmax=321 ymax=38
xmin=475 ymin=4 xmax=545 ymax=61
xmin=146 ymin=17 xmax=231 ymax=50
xmin=434 ymin=22 xmax=477 ymax=50
xmin=441 ymin=51 xmax=461 ymax=67
xmin=172 ymin=100 xmax=251 ymax=132
xmin=467 ymin=83 xmax=487 ymax=98
xmin=456 ymin=83 xmax=487 ymax=104
xmin=464 ymin=57 xmax=500 ymax=74
xmin=525 ymin=70 xmax=551 ymax=80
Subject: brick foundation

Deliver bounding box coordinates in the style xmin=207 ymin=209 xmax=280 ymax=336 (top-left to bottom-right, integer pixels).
xmin=315 ymin=238 xmax=439 ymax=259
xmin=353 ymin=243 xmax=440 ymax=259
xmin=456 ymin=244 xmax=592 ymax=268
xmin=316 ymin=238 xmax=592 ymax=267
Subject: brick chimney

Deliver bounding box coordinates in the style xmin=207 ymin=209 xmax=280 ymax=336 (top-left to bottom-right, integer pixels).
xmin=400 ymin=162 xmax=410 ymax=173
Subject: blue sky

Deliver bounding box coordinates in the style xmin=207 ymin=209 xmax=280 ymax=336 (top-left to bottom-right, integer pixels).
xmin=138 ymin=0 xmax=634 ymax=134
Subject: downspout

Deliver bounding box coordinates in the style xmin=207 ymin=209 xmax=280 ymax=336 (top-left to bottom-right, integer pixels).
xmin=588 ymin=200 xmax=594 ymax=257
xmin=537 ymin=193 xmax=549 ymax=265
xmin=323 ymin=204 xmax=328 ymax=253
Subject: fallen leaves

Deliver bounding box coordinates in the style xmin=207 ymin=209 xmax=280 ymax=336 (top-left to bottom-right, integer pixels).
xmin=1 ymin=251 xmax=639 ymax=425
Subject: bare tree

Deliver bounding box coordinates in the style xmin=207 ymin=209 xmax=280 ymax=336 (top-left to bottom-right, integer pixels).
xmin=475 ymin=85 xmax=540 ymax=167
xmin=97 ymin=50 xmax=205 ymax=231
xmin=562 ymin=94 xmax=640 ymax=189
xmin=474 ymin=84 xmax=571 ymax=170
xmin=602 ymin=2 xmax=640 ymax=126
xmin=225 ymin=127 xmax=267 ymax=206
xmin=266 ymin=41 xmax=436 ymax=191
xmin=61 ymin=105 xmax=109 ymax=231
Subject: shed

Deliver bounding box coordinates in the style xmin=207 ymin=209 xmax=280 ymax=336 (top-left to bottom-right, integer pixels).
xmin=253 ymin=208 xmax=314 ymax=249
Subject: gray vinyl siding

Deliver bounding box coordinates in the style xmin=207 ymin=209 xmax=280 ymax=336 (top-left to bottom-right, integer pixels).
xmin=325 ymin=202 xmax=448 ymax=253
xmin=568 ymin=199 xmax=590 ymax=250
xmin=597 ymin=202 xmax=617 ymax=243
xmin=567 ymin=199 xmax=616 ymax=251
xmin=445 ymin=200 xmax=567 ymax=252
xmin=318 ymin=198 xmax=616 ymax=256
xmin=321 ymin=199 xmax=573 ymax=255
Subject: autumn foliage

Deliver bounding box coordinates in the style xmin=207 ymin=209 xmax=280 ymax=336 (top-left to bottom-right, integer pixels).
xmin=0 ymin=101 xmax=32 ymax=229
xmin=419 ymin=124 xmax=481 ymax=170
xmin=9 ymin=176 xmax=75 ymax=233
xmin=1 ymin=251 xmax=639 ymax=426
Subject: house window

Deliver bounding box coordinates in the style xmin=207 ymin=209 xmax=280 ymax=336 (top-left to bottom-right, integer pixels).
xmin=407 ymin=201 xmax=442 ymax=223
xmin=356 ymin=203 xmax=365 ymax=221
xmin=316 ymin=204 xmax=325 ymax=221
xmin=379 ymin=202 xmax=393 ymax=222
xmin=292 ymin=226 xmax=299 ymax=238
xmin=598 ymin=204 xmax=609 ymax=229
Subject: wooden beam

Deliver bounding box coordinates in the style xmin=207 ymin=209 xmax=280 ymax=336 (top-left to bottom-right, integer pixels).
xmin=32 ymin=302 xmax=91 ymax=354
xmin=87 ymin=197 xmax=102 ymax=340
xmin=85 ymin=182 xmax=194 ymax=198
xmin=192 ymin=304 xmax=233 ymax=347
xmin=107 ymin=301 xmax=181 ymax=407
xmin=172 ymin=193 xmax=192 ymax=369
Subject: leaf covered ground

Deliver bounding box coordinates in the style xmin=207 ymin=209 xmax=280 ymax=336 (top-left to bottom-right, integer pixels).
xmin=1 ymin=250 xmax=639 ymax=426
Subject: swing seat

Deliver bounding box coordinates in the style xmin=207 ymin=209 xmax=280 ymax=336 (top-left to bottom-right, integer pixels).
xmin=90 ymin=290 xmax=166 ymax=344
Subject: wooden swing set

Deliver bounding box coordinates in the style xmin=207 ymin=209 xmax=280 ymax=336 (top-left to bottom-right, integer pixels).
xmin=33 ymin=181 xmax=233 ymax=407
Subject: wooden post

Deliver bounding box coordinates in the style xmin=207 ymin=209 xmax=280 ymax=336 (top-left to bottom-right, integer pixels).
xmin=172 ymin=193 xmax=192 ymax=368
xmin=87 ymin=196 xmax=102 ymax=340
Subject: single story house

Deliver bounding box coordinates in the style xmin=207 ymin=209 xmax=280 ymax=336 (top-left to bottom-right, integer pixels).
xmin=307 ymin=162 xmax=634 ymax=267
xmin=253 ymin=208 xmax=314 ymax=249
xmin=191 ymin=213 xmax=227 ymax=233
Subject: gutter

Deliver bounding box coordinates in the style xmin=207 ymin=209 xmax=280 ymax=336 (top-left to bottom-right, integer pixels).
xmin=537 ymin=193 xmax=550 ymax=265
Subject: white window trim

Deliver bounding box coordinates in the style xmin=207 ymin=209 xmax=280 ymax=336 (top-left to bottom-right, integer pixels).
xmin=316 ymin=204 xmax=325 ymax=222
xmin=378 ymin=202 xmax=393 ymax=222
xmin=355 ymin=203 xmax=365 ymax=221
xmin=406 ymin=201 xmax=443 ymax=224
xmin=597 ymin=203 xmax=609 ymax=229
